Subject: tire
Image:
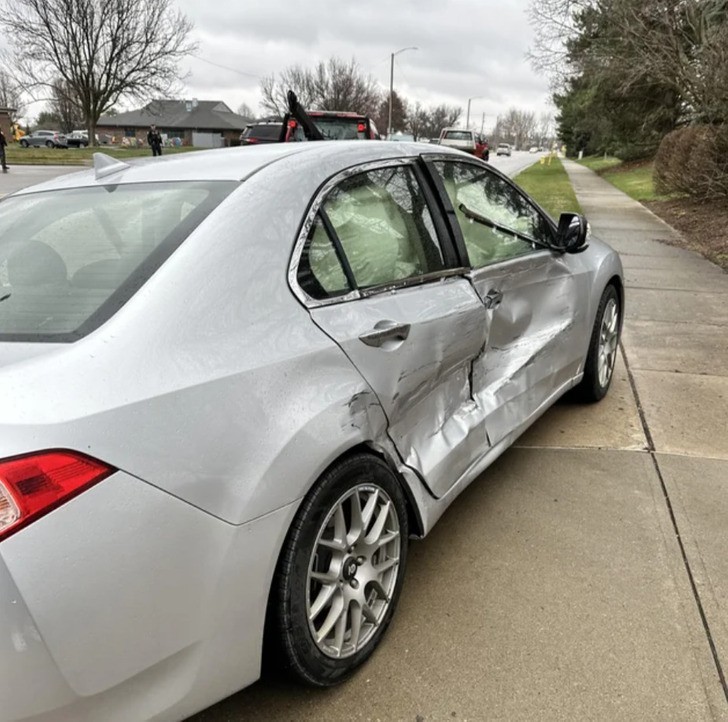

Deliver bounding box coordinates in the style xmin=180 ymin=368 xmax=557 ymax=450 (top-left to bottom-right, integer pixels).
xmin=45 ymin=140 xmax=54 ymax=148
xmin=20 ymin=139 xmax=29 ymax=148
xmin=272 ymin=453 xmax=409 ymax=687
xmin=573 ymin=284 xmax=621 ymax=402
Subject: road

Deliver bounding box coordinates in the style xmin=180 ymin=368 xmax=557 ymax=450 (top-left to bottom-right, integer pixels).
xmin=0 ymin=164 xmax=85 ymax=198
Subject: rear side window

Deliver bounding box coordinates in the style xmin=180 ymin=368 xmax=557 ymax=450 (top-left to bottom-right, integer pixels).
xmin=243 ymin=124 xmax=281 ymax=140
xmin=297 ymin=165 xmax=446 ymax=298
xmin=0 ymin=181 xmax=236 ymax=342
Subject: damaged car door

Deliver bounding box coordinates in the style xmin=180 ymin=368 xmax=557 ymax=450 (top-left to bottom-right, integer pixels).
xmin=292 ymin=160 xmax=490 ymax=498
xmin=428 ymin=159 xmax=589 ymax=446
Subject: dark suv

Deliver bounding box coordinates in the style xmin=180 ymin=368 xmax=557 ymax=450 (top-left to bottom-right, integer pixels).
xmin=239 ymin=122 xmax=285 ymax=146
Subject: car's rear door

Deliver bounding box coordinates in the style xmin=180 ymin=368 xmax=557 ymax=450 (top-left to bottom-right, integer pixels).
xmin=291 ymin=159 xmax=491 ymax=498
xmin=425 ymin=157 xmax=590 ymax=445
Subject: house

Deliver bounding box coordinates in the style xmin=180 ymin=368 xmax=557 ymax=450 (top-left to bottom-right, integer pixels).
xmin=0 ymin=108 xmax=15 ymax=140
xmin=96 ymin=99 xmax=253 ymax=147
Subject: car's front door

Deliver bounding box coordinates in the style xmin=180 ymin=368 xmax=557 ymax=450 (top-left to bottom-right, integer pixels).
xmin=427 ymin=158 xmax=590 ymax=445
xmin=292 ymin=160 xmax=491 ymax=498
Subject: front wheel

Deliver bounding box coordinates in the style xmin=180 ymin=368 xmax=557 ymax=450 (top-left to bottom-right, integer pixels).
xmin=272 ymin=453 xmax=408 ymax=686
xmin=573 ymin=284 xmax=621 ymax=402
xmin=20 ymin=139 xmax=29 ymax=147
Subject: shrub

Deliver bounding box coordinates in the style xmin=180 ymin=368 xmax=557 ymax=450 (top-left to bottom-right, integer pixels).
xmin=654 ymin=125 xmax=728 ymax=198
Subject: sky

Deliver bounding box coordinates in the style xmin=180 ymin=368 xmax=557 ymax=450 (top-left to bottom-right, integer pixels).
xmin=170 ymin=0 xmax=551 ymax=132
xmin=6 ymin=0 xmax=554 ymax=132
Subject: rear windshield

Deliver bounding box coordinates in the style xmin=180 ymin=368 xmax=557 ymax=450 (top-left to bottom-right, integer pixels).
xmin=443 ymin=131 xmax=473 ymax=141
xmin=293 ymin=117 xmax=368 ymax=141
xmin=0 ymin=181 xmax=236 ymax=342
xmin=242 ymin=124 xmax=281 ymax=140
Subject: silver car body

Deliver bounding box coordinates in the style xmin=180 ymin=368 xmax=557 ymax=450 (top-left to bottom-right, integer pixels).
xmin=21 ymin=130 xmax=68 ymax=148
xmin=0 ymin=142 xmax=622 ymax=721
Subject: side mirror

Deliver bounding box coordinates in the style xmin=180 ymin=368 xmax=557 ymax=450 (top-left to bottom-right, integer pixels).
xmin=555 ymin=212 xmax=589 ymax=253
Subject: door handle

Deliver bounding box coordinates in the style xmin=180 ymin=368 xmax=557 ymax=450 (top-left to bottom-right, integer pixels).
xmin=484 ymin=289 xmax=503 ymax=309
xmin=359 ymin=321 xmax=411 ymax=348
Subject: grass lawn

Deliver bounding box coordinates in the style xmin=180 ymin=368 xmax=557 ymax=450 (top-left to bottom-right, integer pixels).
xmin=5 ymin=145 xmax=201 ymax=166
xmin=514 ymin=156 xmax=582 ymax=218
xmin=577 ymin=155 xmax=623 ymax=173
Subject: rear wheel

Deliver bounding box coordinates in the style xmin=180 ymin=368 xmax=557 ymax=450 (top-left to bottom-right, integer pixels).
xmin=45 ymin=140 xmax=54 ymax=148
xmin=20 ymin=139 xmax=29 ymax=147
xmin=272 ymin=454 xmax=408 ymax=686
xmin=573 ymin=284 xmax=621 ymax=402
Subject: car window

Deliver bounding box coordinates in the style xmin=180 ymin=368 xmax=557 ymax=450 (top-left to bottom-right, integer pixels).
xmin=443 ymin=131 xmax=473 ymax=141
xmin=322 ymin=165 xmax=446 ymax=290
xmin=433 ymin=161 xmax=552 ymax=268
xmin=297 ymin=215 xmax=352 ymax=300
xmin=0 ymin=181 xmax=236 ymax=341
xmin=244 ymin=125 xmax=280 ymax=140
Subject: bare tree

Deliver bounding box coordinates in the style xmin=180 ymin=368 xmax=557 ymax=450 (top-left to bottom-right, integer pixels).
xmin=0 ymin=68 xmax=24 ymax=119
xmin=49 ymin=79 xmax=84 ymax=133
xmin=494 ymin=108 xmax=538 ymax=149
xmin=1 ymin=0 xmax=196 ymax=144
xmin=260 ymin=58 xmax=382 ymax=118
xmin=237 ymin=102 xmax=255 ymax=119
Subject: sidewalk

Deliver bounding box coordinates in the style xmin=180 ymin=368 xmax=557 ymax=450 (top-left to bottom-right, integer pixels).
xmin=564 ymin=159 xmax=728 ymax=706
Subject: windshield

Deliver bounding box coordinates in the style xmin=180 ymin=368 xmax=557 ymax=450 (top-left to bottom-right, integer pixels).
xmin=0 ymin=181 xmax=236 ymax=342
xmin=292 ymin=117 xmax=368 ymax=141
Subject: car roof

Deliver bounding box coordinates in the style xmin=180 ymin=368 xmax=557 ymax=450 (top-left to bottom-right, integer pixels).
xmin=10 ymin=141 xmax=465 ymax=195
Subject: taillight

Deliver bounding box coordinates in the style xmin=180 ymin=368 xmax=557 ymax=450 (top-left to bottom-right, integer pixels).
xmin=288 ymin=119 xmax=298 ymax=129
xmin=0 ymin=451 xmax=114 ymax=542
xmin=357 ymin=123 xmax=366 ymax=132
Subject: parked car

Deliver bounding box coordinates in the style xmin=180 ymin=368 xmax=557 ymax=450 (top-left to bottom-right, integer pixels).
xmin=18 ymin=130 xmax=67 ymax=148
xmin=239 ymin=121 xmax=284 ymax=145
xmin=0 ymin=141 xmax=623 ymax=721
xmin=66 ymin=130 xmax=101 ymax=148
xmin=496 ymin=143 xmax=512 ymax=156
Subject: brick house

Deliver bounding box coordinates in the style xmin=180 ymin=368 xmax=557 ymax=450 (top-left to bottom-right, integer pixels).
xmin=0 ymin=108 xmax=15 ymax=140
xmin=97 ymin=99 xmax=253 ymax=147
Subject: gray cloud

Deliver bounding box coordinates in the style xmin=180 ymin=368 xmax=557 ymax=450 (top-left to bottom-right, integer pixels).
xmin=176 ymin=0 xmax=552 ymax=129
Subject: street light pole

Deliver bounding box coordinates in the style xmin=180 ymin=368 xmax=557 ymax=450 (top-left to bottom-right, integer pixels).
xmin=466 ymin=96 xmax=484 ymax=129
xmin=388 ymin=46 xmax=418 ymax=138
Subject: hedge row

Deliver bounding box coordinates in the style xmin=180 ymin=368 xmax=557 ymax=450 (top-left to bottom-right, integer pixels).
xmin=654 ymin=125 xmax=728 ymax=199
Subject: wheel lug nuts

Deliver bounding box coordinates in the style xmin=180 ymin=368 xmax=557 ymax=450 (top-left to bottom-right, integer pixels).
xmin=350 ymin=579 xmax=359 ymax=589
xmin=356 ymin=556 xmax=365 ymax=565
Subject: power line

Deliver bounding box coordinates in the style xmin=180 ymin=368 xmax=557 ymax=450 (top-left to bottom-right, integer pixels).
xmin=190 ymin=54 xmax=261 ymax=79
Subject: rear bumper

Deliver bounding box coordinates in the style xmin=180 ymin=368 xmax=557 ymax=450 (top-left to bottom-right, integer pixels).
xmin=0 ymin=471 xmax=297 ymax=721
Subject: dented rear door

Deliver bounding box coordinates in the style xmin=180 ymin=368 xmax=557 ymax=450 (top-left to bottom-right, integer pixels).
xmin=296 ymin=160 xmax=491 ymax=498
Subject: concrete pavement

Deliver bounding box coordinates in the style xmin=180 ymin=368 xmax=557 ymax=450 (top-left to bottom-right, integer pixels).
xmin=0 ymin=164 xmax=84 ymax=197
xmin=189 ymin=167 xmax=728 ymax=719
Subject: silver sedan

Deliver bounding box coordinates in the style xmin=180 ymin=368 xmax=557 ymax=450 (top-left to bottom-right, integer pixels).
xmin=0 ymin=141 xmax=622 ymax=721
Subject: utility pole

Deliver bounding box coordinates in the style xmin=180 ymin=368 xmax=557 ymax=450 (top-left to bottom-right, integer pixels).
xmin=388 ymin=46 xmax=418 ymax=138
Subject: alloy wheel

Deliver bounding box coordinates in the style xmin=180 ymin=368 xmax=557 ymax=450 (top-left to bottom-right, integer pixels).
xmin=306 ymin=484 xmax=401 ymax=659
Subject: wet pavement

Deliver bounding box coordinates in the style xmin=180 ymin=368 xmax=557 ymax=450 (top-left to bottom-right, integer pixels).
xmin=188 ymin=163 xmax=728 ymax=720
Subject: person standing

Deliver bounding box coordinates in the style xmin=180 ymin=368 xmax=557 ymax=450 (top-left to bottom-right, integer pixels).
xmin=0 ymin=128 xmax=9 ymax=173
xmin=147 ymin=124 xmax=163 ymax=157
